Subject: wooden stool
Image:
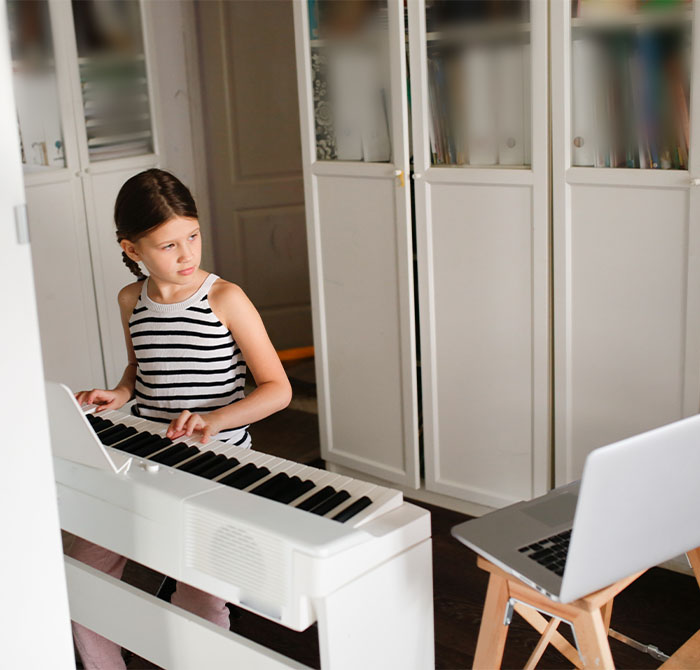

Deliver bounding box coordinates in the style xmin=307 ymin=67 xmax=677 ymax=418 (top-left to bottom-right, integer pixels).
xmin=473 ymin=556 xmax=645 ymax=670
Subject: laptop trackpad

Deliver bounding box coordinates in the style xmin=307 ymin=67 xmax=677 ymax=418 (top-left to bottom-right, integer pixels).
xmin=523 ymin=493 xmax=578 ymax=527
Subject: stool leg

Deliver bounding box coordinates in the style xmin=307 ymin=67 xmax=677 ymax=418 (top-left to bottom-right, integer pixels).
xmin=601 ymin=599 xmax=614 ymax=632
xmin=574 ymin=609 xmax=615 ymax=670
xmin=473 ymin=573 xmax=510 ymax=670
xmin=686 ymin=547 xmax=700 ymax=591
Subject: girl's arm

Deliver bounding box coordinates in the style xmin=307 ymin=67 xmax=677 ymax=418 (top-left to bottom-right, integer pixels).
xmin=166 ymin=281 xmax=292 ymax=442
xmin=75 ymin=283 xmax=141 ymax=411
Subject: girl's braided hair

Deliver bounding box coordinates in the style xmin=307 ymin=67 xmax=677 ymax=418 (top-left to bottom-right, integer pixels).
xmin=114 ymin=169 xmax=198 ymax=279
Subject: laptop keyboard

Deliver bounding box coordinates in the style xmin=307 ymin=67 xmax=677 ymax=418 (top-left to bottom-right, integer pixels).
xmin=518 ymin=529 xmax=571 ymax=577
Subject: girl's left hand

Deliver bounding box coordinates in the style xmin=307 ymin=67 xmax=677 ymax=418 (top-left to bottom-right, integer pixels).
xmin=166 ymin=410 xmax=219 ymax=444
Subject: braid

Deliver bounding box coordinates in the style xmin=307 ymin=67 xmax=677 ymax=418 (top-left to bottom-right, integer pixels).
xmin=121 ymin=251 xmax=146 ymax=279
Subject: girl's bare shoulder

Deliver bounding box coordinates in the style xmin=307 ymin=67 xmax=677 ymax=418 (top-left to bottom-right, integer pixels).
xmin=117 ymin=280 xmax=144 ymax=312
xmin=209 ymin=277 xmax=248 ymax=307
xmin=208 ymin=278 xmax=254 ymax=326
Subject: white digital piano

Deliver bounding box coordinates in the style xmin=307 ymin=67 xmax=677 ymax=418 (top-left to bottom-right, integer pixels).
xmin=47 ymin=382 xmax=434 ymax=669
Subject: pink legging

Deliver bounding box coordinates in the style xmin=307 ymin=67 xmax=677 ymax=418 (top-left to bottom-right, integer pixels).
xmin=68 ymin=537 xmax=230 ymax=670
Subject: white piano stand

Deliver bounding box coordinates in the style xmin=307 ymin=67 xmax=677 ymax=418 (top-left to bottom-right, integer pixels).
xmin=65 ymin=538 xmax=434 ymax=670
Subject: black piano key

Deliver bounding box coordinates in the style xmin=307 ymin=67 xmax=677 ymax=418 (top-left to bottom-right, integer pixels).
xmin=310 ymin=490 xmax=351 ymax=516
xmin=95 ymin=424 xmax=127 ymax=443
xmin=222 ymin=465 xmax=271 ymax=490
xmin=86 ymin=415 xmax=111 ymax=430
xmin=149 ymin=443 xmax=189 ymax=464
xmin=296 ymin=486 xmax=337 ymax=511
xmin=176 ymin=451 xmax=217 ymax=472
xmin=158 ymin=445 xmax=200 ymax=467
xmin=85 ymin=414 xmax=114 ymax=432
xmin=93 ymin=420 xmax=117 ymax=434
xmin=102 ymin=426 xmax=138 ymax=446
xmin=332 ymin=496 xmax=373 ymax=523
xmin=188 ymin=453 xmax=227 ymax=476
xmin=219 ymin=463 xmax=256 ymax=486
xmin=249 ymin=472 xmax=289 ymax=497
xmin=199 ymin=457 xmax=240 ymax=480
xmin=116 ymin=432 xmax=159 ymax=454
xmin=131 ymin=436 xmax=172 ymax=458
xmin=277 ymin=478 xmax=316 ymax=504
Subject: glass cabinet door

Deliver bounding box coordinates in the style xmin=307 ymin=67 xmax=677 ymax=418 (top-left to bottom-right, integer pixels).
xmin=423 ymin=0 xmax=531 ymax=167
xmin=71 ymin=0 xmax=154 ymax=162
xmin=307 ymin=0 xmax=393 ymax=162
xmin=570 ymin=0 xmax=692 ymax=169
xmin=7 ymin=0 xmax=66 ymax=171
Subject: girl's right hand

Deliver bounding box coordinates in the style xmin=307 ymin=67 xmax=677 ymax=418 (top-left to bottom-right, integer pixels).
xmin=74 ymin=388 xmax=130 ymax=412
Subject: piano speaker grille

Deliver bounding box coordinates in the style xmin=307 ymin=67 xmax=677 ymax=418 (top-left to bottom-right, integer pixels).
xmin=184 ymin=507 xmax=289 ymax=606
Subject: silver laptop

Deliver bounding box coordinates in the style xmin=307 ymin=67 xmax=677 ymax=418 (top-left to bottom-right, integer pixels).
xmin=452 ymin=414 xmax=700 ymax=603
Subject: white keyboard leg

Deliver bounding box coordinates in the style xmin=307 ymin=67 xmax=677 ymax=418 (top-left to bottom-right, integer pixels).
xmin=315 ymin=539 xmax=434 ymax=670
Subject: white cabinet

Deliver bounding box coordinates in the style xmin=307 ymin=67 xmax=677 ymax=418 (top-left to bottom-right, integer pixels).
xmin=552 ymin=1 xmax=700 ymax=484
xmin=408 ymin=0 xmax=550 ymax=507
xmin=293 ymin=0 xmax=420 ymax=488
xmin=295 ymin=0 xmax=700 ymax=510
xmin=10 ymin=0 xmax=160 ymax=391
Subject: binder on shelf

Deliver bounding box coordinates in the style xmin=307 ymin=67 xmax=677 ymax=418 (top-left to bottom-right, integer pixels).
xmin=327 ymin=47 xmax=364 ymax=161
xmin=629 ymin=48 xmax=650 ymax=168
xmin=358 ymin=47 xmax=391 ymax=163
xmin=522 ymin=43 xmax=531 ymax=166
xmin=494 ymin=43 xmax=525 ymax=166
xmin=571 ymin=38 xmax=597 ymax=167
xmin=461 ymin=45 xmax=498 ymax=166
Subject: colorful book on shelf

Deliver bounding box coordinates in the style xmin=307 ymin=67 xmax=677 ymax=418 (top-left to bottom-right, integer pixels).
xmin=628 ymin=48 xmax=651 ymax=168
xmin=308 ymin=0 xmax=319 ymax=40
xmin=577 ymin=0 xmax=637 ymax=18
xmin=638 ymin=31 xmax=661 ymax=168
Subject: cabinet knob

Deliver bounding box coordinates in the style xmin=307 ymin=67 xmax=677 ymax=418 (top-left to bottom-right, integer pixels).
xmin=691 ymin=178 xmax=700 ymax=186
xmin=412 ymin=173 xmax=422 ymax=180
xmin=393 ymin=169 xmax=405 ymax=188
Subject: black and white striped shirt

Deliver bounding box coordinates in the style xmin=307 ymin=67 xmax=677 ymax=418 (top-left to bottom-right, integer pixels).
xmin=129 ymin=273 xmax=251 ymax=447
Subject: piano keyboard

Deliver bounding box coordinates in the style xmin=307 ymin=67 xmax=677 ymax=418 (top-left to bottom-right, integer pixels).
xmin=83 ymin=406 xmax=402 ymax=529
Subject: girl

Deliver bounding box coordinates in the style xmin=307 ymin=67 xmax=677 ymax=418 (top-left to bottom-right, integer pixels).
xmin=71 ymin=168 xmax=292 ymax=669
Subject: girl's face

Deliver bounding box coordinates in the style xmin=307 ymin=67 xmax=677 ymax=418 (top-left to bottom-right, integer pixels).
xmin=121 ymin=216 xmax=202 ymax=284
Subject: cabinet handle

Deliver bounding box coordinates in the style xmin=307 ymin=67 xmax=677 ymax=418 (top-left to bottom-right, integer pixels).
xmin=393 ymin=169 xmax=405 ymax=188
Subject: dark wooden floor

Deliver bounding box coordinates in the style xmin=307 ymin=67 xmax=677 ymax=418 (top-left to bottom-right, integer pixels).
xmin=77 ymin=369 xmax=700 ymax=668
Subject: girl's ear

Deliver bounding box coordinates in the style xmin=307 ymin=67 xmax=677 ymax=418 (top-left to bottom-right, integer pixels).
xmin=120 ymin=239 xmax=140 ymax=262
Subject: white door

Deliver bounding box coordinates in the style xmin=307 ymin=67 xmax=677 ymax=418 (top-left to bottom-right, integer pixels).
xmin=552 ymin=1 xmax=700 ymax=483
xmin=409 ymin=0 xmax=550 ymax=507
xmin=0 ymin=1 xmax=74 ymax=664
xmin=293 ymin=0 xmax=419 ymax=487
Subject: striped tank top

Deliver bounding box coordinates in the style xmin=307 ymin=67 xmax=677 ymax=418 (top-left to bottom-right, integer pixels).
xmin=128 ymin=273 xmax=251 ymax=447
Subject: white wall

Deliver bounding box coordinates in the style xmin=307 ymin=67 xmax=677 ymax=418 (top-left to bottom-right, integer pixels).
xmin=0 ymin=2 xmax=74 ymax=665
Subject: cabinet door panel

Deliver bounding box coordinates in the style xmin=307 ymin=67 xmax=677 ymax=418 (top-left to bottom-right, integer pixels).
xmin=427 ymin=182 xmax=535 ymax=505
xmin=25 ymin=178 xmax=104 ymax=390
xmin=564 ymin=184 xmax=690 ymax=480
xmin=316 ymin=174 xmax=410 ymax=476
